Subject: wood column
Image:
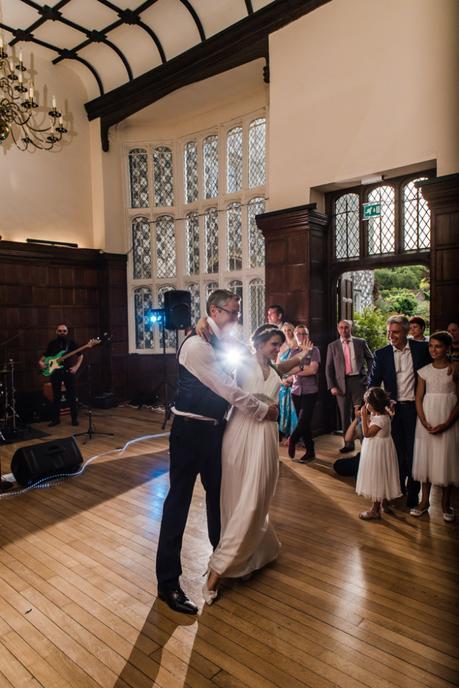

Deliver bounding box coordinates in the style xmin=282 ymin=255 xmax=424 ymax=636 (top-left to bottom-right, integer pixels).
xmin=418 ymin=174 xmax=459 ymax=331
xmin=256 ymin=203 xmax=330 ymax=433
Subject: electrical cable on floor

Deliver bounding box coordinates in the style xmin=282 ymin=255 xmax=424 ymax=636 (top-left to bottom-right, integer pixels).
xmin=0 ymin=431 xmax=170 ymax=500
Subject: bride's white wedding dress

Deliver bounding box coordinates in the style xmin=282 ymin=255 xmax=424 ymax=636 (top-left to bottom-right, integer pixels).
xmin=208 ymin=356 xmax=281 ymax=578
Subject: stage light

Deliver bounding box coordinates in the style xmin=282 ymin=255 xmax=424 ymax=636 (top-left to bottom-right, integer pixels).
xmin=145 ymin=308 xmax=165 ymax=325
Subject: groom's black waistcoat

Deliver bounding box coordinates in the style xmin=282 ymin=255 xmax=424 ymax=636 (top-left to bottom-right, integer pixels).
xmin=174 ymin=331 xmax=230 ymax=421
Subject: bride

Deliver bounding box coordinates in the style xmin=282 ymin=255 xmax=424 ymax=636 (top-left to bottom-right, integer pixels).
xmin=202 ymin=323 xmax=312 ymax=604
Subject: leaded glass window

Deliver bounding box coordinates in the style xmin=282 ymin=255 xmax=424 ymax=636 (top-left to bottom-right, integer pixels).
xmin=367 ymin=185 xmax=395 ymax=255
xmin=248 ymin=118 xmax=266 ymax=188
xmin=186 ymin=212 xmax=200 ymax=275
xmin=153 ymin=146 xmax=174 ymax=206
xmin=134 ymin=286 xmax=154 ymax=349
xmin=132 ymin=216 xmax=152 ymax=279
xmin=206 ymin=281 xmax=219 ymax=301
xmin=128 ymin=148 xmax=149 ymax=208
xmin=155 ymin=215 xmax=176 ymax=278
xmin=203 ymin=135 xmax=218 ymax=199
xmin=158 ymin=285 xmax=176 ymax=349
xmin=184 ymin=141 xmax=198 ymax=204
xmin=335 ymin=193 xmax=360 ymax=260
xmin=249 ymin=278 xmax=265 ymax=334
xmin=248 ymin=197 xmax=265 ymax=268
xmin=186 ymin=282 xmax=201 ymax=324
xmin=227 ymin=202 xmax=242 ymax=271
xmin=228 ymin=279 xmax=243 ymax=324
xmin=227 ymin=126 xmax=243 ymax=193
xmin=205 ymin=207 xmax=219 ymax=273
xmin=403 ymin=178 xmax=430 ymax=250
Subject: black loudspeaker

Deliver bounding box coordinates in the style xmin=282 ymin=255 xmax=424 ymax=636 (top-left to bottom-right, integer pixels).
xmin=11 ymin=437 xmax=84 ymax=487
xmin=164 ymin=289 xmax=192 ymax=330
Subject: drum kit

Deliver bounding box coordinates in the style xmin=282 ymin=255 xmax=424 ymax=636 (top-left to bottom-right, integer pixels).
xmin=0 ymin=358 xmax=18 ymax=443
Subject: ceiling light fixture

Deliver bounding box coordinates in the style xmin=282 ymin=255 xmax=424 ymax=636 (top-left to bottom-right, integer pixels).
xmin=0 ymin=36 xmax=68 ymax=151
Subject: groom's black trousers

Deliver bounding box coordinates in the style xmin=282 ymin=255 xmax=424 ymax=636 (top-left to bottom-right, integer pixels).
xmin=156 ymin=415 xmax=225 ymax=589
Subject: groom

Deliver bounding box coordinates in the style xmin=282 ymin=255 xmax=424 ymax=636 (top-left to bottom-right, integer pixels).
xmin=156 ymin=289 xmax=278 ymax=614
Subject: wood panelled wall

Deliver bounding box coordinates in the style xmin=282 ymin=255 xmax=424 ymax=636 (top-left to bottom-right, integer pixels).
xmin=0 ymin=242 xmax=179 ymax=410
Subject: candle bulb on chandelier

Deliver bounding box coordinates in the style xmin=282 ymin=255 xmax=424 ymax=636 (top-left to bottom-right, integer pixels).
xmin=19 ymin=51 xmax=23 ymax=65
xmin=29 ymin=84 xmax=34 ymax=99
xmin=52 ymin=95 xmax=56 ymax=109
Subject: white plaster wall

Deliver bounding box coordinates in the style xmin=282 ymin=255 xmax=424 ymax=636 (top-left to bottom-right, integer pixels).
xmin=0 ymin=52 xmax=93 ymax=247
xmin=268 ymin=0 xmax=459 ymax=210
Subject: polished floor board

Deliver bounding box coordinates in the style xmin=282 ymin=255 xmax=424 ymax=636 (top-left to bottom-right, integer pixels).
xmin=0 ymin=408 xmax=458 ymax=688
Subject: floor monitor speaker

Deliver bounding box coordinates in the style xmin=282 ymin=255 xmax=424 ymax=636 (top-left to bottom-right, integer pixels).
xmin=11 ymin=436 xmax=84 ymax=487
xmin=164 ymin=289 xmax=192 ymax=330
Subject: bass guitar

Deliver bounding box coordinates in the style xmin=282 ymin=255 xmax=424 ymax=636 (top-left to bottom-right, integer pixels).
xmin=41 ymin=334 xmax=109 ymax=377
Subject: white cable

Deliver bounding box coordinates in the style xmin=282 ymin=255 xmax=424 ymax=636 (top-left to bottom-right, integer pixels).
xmin=0 ymin=431 xmax=170 ymax=499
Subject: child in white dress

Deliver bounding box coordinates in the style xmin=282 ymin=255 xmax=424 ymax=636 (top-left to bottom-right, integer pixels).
xmin=411 ymin=331 xmax=459 ymax=522
xmin=356 ymin=387 xmax=401 ymax=520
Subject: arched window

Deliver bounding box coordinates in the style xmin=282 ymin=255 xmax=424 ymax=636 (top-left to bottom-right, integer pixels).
xmin=134 ymin=286 xmax=154 ymax=349
xmin=403 ymin=177 xmax=430 ymax=250
xmin=248 ymin=118 xmax=266 ymax=188
xmin=203 ymin=135 xmax=218 ymax=199
xmin=228 ymin=279 xmax=243 ymax=323
xmin=153 ymin=146 xmax=174 ymax=206
xmin=205 ymin=207 xmax=219 ymax=273
xmin=248 ymin=197 xmax=265 ymax=268
xmin=128 ymin=148 xmax=149 ymax=208
xmin=186 ymin=211 xmax=200 ymax=275
xmin=227 ymin=202 xmax=242 ymax=271
xmin=249 ymin=278 xmax=265 ymax=333
xmin=186 ymin=282 xmax=201 ymax=324
xmin=158 ymin=285 xmax=176 ymax=349
xmin=132 ymin=216 xmax=152 ymax=279
xmin=335 ymin=193 xmax=359 ymax=260
xmin=227 ymin=126 xmax=243 ymax=193
xmin=367 ymin=185 xmax=395 ymax=255
xmin=184 ymin=141 xmax=198 ymax=204
xmin=206 ymin=281 xmax=219 ymax=301
xmin=155 ymin=215 xmax=176 ymax=278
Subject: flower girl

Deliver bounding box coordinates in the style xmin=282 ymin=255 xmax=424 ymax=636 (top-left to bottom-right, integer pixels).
xmin=356 ymin=387 xmax=401 ymax=520
xmin=411 ymin=331 xmax=459 ymax=522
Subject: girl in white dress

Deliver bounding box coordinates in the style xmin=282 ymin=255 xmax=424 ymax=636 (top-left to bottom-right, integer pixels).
xmin=411 ymin=331 xmax=459 ymax=522
xmin=202 ymin=324 xmax=312 ymax=604
xmin=356 ymin=387 xmax=401 ymax=520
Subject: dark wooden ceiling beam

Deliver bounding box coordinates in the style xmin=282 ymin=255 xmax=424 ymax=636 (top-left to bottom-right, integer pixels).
xmin=86 ymin=0 xmax=331 ymax=151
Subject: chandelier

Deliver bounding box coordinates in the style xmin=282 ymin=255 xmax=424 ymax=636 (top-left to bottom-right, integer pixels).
xmin=0 ymin=37 xmax=68 ymax=151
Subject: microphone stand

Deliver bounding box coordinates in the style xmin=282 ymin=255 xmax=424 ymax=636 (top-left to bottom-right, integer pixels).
xmin=73 ymin=361 xmax=114 ymax=444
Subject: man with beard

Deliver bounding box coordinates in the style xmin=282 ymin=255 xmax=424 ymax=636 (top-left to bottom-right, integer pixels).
xmin=39 ymin=323 xmax=83 ymax=427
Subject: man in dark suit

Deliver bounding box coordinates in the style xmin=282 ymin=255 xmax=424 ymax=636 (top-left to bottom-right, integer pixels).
xmin=326 ymin=320 xmax=373 ymax=452
xmin=368 ymin=315 xmax=431 ymax=507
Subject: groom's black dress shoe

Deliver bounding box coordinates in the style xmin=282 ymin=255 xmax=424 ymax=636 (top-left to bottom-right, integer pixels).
xmin=158 ymin=587 xmax=198 ymax=615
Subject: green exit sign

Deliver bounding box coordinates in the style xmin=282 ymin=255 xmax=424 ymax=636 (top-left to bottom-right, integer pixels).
xmin=363 ymin=202 xmax=381 ymax=219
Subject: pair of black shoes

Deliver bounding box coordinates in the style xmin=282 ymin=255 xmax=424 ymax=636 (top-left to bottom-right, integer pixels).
xmin=48 ymin=419 xmax=79 ymax=427
xmin=158 ymin=586 xmax=198 ymax=615
xmin=298 ymin=452 xmax=316 ymax=464
xmin=339 ymin=444 xmax=355 ymax=453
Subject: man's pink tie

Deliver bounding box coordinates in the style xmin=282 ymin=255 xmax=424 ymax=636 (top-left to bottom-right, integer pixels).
xmin=343 ymin=339 xmax=352 ymax=375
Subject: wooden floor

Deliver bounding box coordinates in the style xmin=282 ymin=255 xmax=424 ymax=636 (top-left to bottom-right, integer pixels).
xmin=0 ymin=407 xmax=458 ymax=688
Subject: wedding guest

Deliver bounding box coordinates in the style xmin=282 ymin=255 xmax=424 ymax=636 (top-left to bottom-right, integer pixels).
xmin=333 ymin=405 xmax=362 ymax=477
xmin=368 ymin=315 xmax=431 ymax=507
xmin=286 ymin=325 xmax=321 ymax=463
xmin=356 ymin=388 xmax=401 ymax=520
xmin=277 ymin=323 xmax=298 ymax=440
xmin=325 ymin=319 xmax=373 ymax=452
xmin=267 ymin=305 xmax=284 ymax=328
xmin=409 ymin=316 xmax=428 ymax=342
xmin=447 ymin=321 xmax=459 ymax=362
xmin=411 ymin=331 xmax=459 ymax=522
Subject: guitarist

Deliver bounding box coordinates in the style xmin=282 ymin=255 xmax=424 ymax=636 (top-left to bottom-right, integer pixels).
xmin=39 ymin=324 xmax=83 ymax=427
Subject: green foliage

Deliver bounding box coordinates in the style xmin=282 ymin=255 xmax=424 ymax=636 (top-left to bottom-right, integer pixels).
xmin=353 ymin=308 xmax=388 ymax=352
xmin=377 ymin=289 xmax=418 ymax=317
xmin=373 ymin=265 xmax=430 ymax=329
xmin=374 ymin=265 xmax=429 ymax=291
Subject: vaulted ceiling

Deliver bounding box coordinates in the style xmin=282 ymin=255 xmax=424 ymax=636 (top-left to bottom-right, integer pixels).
xmin=1 ymin=0 xmax=330 ymax=149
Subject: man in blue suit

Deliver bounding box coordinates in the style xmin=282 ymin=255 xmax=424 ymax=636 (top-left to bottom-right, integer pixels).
xmin=368 ymin=315 xmax=431 ymax=507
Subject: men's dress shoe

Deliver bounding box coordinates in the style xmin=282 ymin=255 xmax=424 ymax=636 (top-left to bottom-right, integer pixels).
xmin=288 ymin=437 xmax=296 ymax=459
xmin=48 ymin=420 xmax=60 ymax=427
xmin=410 ymin=507 xmax=429 ymax=517
xmin=158 ymin=587 xmax=198 ymax=615
xmin=443 ymin=509 xmax=455 ymax=523
xmin=339 ymin=444 xmax=355 ymax=453
xmin=299 ymin=452 xmax=315 ymax=464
